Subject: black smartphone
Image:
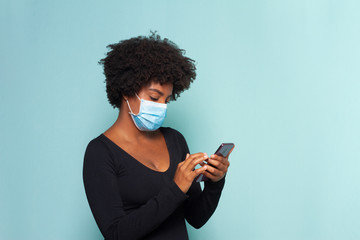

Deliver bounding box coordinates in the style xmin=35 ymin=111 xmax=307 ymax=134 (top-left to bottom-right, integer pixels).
xmin=196 ymin=143 xmax=235 ymax=182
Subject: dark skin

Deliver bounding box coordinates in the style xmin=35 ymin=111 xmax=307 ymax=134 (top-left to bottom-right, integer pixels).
xmin=104 ymin=82 xmax=230 ymax=193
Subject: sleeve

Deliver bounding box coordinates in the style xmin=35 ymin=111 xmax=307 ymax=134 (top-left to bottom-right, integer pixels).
xmin=175 ymin=130 xmax=226 ymax=229
xmin=82 ymin=139 xmax=188 ymax=240
xmin=184 ymin=176 xmax=225 ymax=229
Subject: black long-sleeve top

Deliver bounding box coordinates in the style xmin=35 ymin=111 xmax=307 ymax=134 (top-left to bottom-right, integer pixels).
xmin=83 ymin=127 xmax=225 ymax=240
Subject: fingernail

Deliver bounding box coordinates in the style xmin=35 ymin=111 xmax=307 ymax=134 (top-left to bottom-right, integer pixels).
xmin=204 ymin=153 xmax=208 ymax=158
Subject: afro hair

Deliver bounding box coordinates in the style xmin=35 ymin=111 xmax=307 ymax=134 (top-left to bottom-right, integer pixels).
xmin=99 ymin=32 xmax=197 ymax=109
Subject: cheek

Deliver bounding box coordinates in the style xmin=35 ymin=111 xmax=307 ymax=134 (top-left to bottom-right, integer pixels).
xmin=128 ymin=98 xmax=141 ymax=114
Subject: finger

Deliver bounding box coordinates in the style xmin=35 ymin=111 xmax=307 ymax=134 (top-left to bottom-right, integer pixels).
xmin=202 ymin=170 xmax=223 ymax=182
xmin=188 ymin=154 xmax=208 ymax=171
xmin=210 ymin=155 xmax=230 ymax=169
xmin=193 ymin=165 xmax=208 ymax=176
xmin=206 ymin=159 xmax=227 ymax=172
xmin=205 ymin=164 xmax=224 ymax=177
xmin=209 ymin=157 xmax=230 ymax=167
xmin=179 ymin=154 xmax=190 ymax=166
xmin=184 ymin=152 xmax=208 ymax=170
xmin=181 ymin=152 xmax=203 ymax=167
xmin=210 ymin=154 xmax=225 ymax=163
xmin=202 ymin=170 xmax=217 ymax=180
xmin=184 ymin=152 xmax=206 ymax=163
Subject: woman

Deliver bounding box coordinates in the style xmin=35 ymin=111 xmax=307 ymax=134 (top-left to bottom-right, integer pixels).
xmin=83 ymin=33 xmax=231 ymax=240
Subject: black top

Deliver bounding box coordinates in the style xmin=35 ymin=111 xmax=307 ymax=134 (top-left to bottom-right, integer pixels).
xmin=83 ymin=127 xmax=225 ymax=240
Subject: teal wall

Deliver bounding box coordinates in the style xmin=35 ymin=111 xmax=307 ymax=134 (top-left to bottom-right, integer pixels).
xmin=1 ymin=0 xmax=359 ymax=239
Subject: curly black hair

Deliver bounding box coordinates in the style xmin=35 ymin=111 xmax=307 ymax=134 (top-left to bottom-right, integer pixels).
xmin=99 ymin=32 xmax=197 ymax=109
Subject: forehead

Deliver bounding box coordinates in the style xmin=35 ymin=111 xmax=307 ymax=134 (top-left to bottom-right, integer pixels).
xmin=145 ymin=82 xmax=173 ymax=95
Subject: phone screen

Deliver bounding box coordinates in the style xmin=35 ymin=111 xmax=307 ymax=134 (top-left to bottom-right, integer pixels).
xmin=196 ymin=143 xmax=234 ymax=182
xmin=215 ymin=143 xmax=235 ymax=157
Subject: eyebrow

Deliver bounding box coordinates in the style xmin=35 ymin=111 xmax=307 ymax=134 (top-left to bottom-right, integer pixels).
xmin=149 ymin=88 xmax=172 ymax=98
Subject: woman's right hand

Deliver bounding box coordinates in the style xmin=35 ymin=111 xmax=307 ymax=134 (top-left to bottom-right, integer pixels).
xmin=173 ymin=152 xmax=208 ymax=193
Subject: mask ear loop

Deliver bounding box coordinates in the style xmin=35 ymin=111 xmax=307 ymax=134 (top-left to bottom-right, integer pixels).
xmin=125 ymin=93 xmax=141 ymax=115
xmin=125 ymin=99 xmax=134 ymax=115
xmin=135 ymin=93 xmax=141 ymax=100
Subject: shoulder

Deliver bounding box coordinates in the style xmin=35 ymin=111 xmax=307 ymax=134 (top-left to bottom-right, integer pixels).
xmin=161 ymin=127 xmax=186 ymax=141
xmin=84 ymin=134 xmax=115 ymax=166
xmin=160 ymin=127 xmax=189 ymax=151
xmin=83 ymin=134 xmax=128 ymax=177
xmin=85 ymin=134 xmax=110 ymax=154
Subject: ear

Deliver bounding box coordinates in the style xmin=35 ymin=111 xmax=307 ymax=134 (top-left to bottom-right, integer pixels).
xmin=122 ymin=94 xmax=129 ymax=101
xmin=119 ymin=97 xmax=130 ymax=112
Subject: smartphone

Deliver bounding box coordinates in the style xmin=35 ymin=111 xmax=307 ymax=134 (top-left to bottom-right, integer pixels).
xmin=196 ymin=143 xmax=235 ymax=182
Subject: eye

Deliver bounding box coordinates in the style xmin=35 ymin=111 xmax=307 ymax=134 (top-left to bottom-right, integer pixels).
xmin=165 ymin=98 xmax=171 ymax=104
xmin=150 ymin=97 xmax=159 ymax=101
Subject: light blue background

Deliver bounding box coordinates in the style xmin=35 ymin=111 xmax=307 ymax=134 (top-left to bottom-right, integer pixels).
xmin=1 ymin=0 xmax=359 ymax=239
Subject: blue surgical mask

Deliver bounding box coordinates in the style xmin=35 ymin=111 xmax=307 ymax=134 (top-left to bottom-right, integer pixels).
xmin=126 ymin=93 xmax=167 ymax=131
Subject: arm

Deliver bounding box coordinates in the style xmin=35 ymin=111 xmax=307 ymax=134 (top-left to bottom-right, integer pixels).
xmin=184 ymin=177 xmax=225 ymax=228
xmin=82 ymin=139 xmax=187 ymax=240
xmin=175 ymin=131 xmax=227 ymax=229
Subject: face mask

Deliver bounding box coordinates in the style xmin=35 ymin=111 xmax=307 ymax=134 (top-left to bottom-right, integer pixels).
xmin=126 ymin=93 xmax=167 ymax=131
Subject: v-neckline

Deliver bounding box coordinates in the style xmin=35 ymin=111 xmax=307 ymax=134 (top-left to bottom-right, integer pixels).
xmin=100 ymin=128 xmax=172 ymax=174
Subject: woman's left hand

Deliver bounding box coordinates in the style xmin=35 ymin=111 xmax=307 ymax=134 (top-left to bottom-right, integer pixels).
xmin=201 ymin=153 xmax=231 ymax=182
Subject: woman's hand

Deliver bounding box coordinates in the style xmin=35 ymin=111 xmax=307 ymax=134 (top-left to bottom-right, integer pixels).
xmin=174 ymin=152 xmax=208 ymax=193
xmin=201 ymin=151 xmax=232 ymax=182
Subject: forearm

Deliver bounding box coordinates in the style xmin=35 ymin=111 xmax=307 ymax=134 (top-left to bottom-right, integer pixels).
xmin=184 ymin=178 xmax=225 ymax=228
